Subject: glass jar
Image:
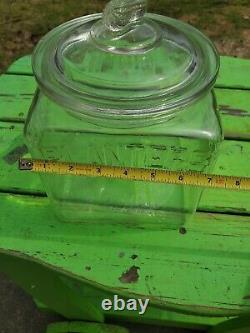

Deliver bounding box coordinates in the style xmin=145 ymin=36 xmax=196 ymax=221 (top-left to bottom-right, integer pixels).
xmin=24 ymin=0 xmax=222 ymax=228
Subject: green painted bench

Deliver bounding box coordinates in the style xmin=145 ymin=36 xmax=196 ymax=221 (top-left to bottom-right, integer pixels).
xmin=1 ymin=55 xmax=250 ymax=333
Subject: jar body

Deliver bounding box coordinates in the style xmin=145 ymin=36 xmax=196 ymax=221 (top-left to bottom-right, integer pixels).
xmin=24 ymin=91 xmax=222 ymax=228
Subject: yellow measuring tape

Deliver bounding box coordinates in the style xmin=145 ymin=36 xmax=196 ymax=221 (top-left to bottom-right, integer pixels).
xmin=19 ymin=159 xmax=250 ymax=191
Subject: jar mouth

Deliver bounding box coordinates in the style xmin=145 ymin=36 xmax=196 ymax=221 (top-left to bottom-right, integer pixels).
xmin=32 ymin=13 xmax=219 ymax=119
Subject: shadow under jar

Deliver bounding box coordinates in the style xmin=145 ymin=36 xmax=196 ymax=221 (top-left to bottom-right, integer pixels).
xmin=24 ymin=0 xmax=223 ymax=229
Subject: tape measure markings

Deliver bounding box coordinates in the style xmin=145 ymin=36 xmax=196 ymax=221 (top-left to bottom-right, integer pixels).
xmin=19 ymin=159 xmax=250 ymax=191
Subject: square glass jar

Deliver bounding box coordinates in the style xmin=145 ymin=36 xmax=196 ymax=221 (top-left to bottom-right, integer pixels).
xmin=24 ymin=1 xmax=222 ymax=228
xmin=25 ymin=90 xmax=222 ymax=228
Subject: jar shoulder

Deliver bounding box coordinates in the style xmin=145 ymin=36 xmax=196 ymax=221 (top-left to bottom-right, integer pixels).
xmin=25 ymin=90 xmax=222 ymax=142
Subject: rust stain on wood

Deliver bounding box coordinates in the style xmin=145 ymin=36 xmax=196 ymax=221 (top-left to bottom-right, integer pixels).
xmin=119 ymin=265 xmax=140 ymax=284
xmin=3 ymin=144 xmax=28 ymax=164
xmin=219 ymin=105 xmax=249 ymax=117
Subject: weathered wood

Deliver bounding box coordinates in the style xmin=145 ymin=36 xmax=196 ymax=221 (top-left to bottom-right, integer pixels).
xmin=216 ymin=89 xmax=250 ymax=140
xmin=1 ymin=54 xmax=250 ymax=329
xmin=6 ymin=55 xmax=32 ymax=75
xmin=0 ymin=191 xmax=250 ymax=319
xmin=217 ymin=56 xmax=250 ymax=89
xmin=0 ymin=74 xmax=35 ymax=122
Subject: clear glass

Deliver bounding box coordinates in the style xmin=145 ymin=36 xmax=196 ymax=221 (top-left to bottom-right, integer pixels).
xmin=32 ymin=3 xmax=219 ymax=116
xmin=24 ymin=0 xmax=222 ymax=229
xmin=25 ymin=89 xmax=222 ymax=229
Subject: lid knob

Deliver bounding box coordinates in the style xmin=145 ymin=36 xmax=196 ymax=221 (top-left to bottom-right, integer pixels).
xmin=103 ymin=0 xmax=147 ymax=34
xmin=91 ymin=0 xmax=160 ymax=53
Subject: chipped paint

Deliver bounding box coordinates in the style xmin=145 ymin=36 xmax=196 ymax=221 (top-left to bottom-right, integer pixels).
xmin=119 ymin=266 xmax=140 ymax=284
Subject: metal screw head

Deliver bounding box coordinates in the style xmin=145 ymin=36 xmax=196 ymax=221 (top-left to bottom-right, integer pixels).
xmin=19 ymin=159 xmax=33 ymax=170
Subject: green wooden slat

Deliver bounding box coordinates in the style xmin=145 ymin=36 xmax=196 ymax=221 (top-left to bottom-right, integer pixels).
xmin=0 ymin=191 xmax=250 ymax=318
xmin=6 ymin=55 xmax=250 ymax=90
xmin=0 ymin=122 xmax=249 ymax=214
xmin=0 ymin=244 xmax=227 ymax=330
xmin=216 ymin=89 xmax=250 ymax=140
xmin=2 ymin=55 xmax=250 ymax=326
xmin=200 ymin=133 xmax=250 ymax=213
xmin=6 ymin=55 xmax=32 ymax=75
xmin=0 ymin=75 xmax=36 ymax=122
xmin=217 ymin=56 xmax=250 ymax=89
xmin=0 ymin=74 xmax=250 ymax=139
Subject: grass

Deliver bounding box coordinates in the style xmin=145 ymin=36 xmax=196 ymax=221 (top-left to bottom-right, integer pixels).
xmin=0 ymin=0 xmax=250 ymax=72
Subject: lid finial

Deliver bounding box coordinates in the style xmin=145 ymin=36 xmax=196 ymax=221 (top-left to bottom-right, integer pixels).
xmin=103 ymin=0 xmax=147 ymax=34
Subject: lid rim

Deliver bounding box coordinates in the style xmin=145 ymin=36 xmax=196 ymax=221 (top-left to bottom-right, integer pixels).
xmin=32 ymin=13 xmax=219 ymax=116
xmin=34 ymin=71 xmax=217 ymax=117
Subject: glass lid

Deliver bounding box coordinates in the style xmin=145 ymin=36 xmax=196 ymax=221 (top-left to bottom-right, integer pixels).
xmin=33 ymin=0 xmax=219 ymax=116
